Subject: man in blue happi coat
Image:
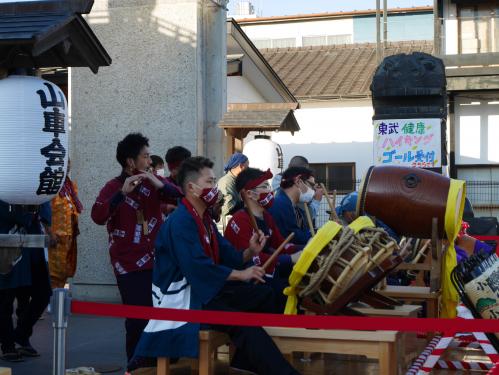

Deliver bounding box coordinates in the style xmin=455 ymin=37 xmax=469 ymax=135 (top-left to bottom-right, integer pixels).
xmin=134 ymin=156 xmax=299 ymax=375
xmin=336 ymin=191 xmax=400 ymax=243
xmin=268 ymin=167 xmax=317 ymax=245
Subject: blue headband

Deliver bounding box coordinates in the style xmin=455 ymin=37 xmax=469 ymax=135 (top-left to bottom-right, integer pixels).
xmin=224 ymin=153 xmax=248 ymax=173
xmin=335 ymin=191 xmax=358 ymax=216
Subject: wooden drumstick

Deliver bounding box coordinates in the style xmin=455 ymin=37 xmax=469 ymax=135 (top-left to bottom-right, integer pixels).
xmin=241 ymin=190 xmax=258 ymax=232
xmin=262 ymin=233 xmax=295 ymax=271
xmin=411 ymin=239 xmax=431 ymax=264
xmin=320 ymin=183 xmax=340 ymax=222
xmin=303 ymin=202 xmax=316 ymax=237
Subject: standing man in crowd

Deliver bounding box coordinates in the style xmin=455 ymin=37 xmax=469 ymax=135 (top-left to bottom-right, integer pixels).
xmin=0 ymin=202 xmax=52 ymax=362
xmin=91 ymin=133 xmax=181 ymax=371
xmin=163 ymin=146 xmax=192 ymax=214
xmin=218 ymin=152 xmax=249 ymax=221
xmin=150 ymin=155 xmax=165 ymax=178
xmin=164 ymin=146 xmax=191 ymax=186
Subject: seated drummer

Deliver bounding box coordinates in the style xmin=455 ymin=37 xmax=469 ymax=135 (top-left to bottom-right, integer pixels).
xmin=134 ymin=156 xmax=299 ymax=375
xmin=268 ymin=167 xmax=316 ymax=245
xmin=336 ymin=191 xmax=400 ymax=243
xmin=224 ymin=168 xmax=303 ymax=307
xmin=454 ymin=221 xmax=494 ymax=263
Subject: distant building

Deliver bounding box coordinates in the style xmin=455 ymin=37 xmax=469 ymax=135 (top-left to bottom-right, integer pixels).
xmin=237 ymin=6 xmax=433 ymax=49
xmin=226 ymin=8 xmax=434 ymax=194
xmin=439 ymin=0 xmax=499 ymax=217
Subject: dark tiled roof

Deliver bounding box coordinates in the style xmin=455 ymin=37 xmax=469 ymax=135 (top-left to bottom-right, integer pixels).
xmin=220 ymin=109 xmax=294 ymax=128
xmin=0 ymin=0 xmax=111 ymax=73
xmin=260 ymin=41 xmax=434 ymax=100
xmin=219 ymin=104 xmax=300 ymax=138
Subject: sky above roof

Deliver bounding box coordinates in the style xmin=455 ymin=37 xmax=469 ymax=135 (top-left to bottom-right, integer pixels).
xmin=0 ymin=0 xmax=433 ymax=16
xmin=229 ymin=0 xmax=432 ymax=17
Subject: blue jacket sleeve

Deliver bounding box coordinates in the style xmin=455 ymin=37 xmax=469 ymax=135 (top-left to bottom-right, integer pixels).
xmin=376 ymin=219 xmax=400 ymax=244
xmin=269 ymin=196 xmax=311 ymax=245
xmin=166 ymin=215 xmax=232 ymax=305
xmin=216 ymin=230 xmax=244 ymax=270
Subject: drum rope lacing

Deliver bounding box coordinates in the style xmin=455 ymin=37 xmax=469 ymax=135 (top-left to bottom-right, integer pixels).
xmin=298 ymin=226 xmax=394 ymax=303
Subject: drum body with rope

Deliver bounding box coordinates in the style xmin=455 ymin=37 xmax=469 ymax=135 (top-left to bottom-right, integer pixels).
xmin=357 ymin=165 xmax=465 ymax=239
xmin=284 ymin=217 xmax=398 ymax=313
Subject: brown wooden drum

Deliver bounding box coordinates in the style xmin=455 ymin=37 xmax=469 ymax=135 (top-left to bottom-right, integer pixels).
xmin=357 ymin=165 xmax=464 ymax=239
xmin=297 ymin=222 xmax=398 ymax=307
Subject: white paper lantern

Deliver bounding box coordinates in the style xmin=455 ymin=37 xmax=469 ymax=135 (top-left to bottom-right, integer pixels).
xmin=0 ymin=75 xmax=68 ymax=205
xmin=243 ymin=136 xmax=284 ymax=176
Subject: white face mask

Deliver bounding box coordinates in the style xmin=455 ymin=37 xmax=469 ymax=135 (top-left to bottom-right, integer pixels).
xmin=299 ymin=186 xmax=315 ymax=203
xmin=156 ymin=168 xmax=165 ymax=177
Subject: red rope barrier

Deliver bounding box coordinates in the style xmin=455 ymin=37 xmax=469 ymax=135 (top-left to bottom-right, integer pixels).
xmin=71 ymin=300 xmax=499 ymax=333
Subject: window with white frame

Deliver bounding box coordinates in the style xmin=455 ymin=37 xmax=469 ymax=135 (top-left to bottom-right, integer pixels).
xmin=455 ymin=97 xmax=499 ymax=165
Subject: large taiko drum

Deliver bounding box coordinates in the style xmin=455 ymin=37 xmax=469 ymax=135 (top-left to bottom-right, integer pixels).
xmin=357 ymin=165 xmax=465 ymax=239
xmin=292 ymin=218 xmax=398 ymax=308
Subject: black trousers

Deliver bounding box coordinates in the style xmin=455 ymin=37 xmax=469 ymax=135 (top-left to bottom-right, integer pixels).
xmin=0 ymin=258 xmax=51 ymax=353
xmin=116 ymin=269 xmax=153 ymax=361
xmin=204 ymin=282 xmax=300 ymax=375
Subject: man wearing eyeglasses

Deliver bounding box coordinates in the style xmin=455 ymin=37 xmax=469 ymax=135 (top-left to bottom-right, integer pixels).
xmin=268 ymin=167 xmax=317 ymax=245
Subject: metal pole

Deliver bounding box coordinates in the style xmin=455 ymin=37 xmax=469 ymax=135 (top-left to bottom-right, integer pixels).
xmin=383 ymin=0 xmax=388 ymax=49
xmin=52 ymin=288 xmax=70 ymax=375
xmin=376 ymin=0 xmax=381 ymax=63
xmin=434 ymin=0 xmax=440 ymax=55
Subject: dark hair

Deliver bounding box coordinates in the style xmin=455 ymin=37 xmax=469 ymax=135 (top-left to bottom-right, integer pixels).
xmin=280 ymin=166 xmax=313 ymax=189
xmin=177 ymin=156 xmax=214 ymax=191
xmin=150 ymin=155 xmax=164 ymax=168
xmin=116 ymin=133 xmax=149 ymax=168
xmin=235 ymin=168 xmax=266 ymax=193
xmin=165 ymin=146 xmax=192 ymax=165
xmin=289 ymin=155 xmax=309 ymax=168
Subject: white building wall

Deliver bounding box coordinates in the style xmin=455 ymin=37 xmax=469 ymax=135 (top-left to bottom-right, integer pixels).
xmin=72 ymin=0 xmax=226 ymax=302
xmin=228 ymin=76 xmax=266 ymax=103
xmin=241 ymin=18 xmax=354 ymax=47
xmin=269 ymin=100 xmax=374 ymax=180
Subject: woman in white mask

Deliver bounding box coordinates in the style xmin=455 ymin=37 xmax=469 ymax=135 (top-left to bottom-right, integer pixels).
xmin=267 ymin=167 xmax=317 ymax=245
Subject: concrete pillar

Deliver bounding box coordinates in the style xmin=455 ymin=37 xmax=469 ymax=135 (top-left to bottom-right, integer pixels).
xmin=203 ymin=1 xmax=228 ymax=175
xmin=70 ymin=0 xmax=227 ymax=301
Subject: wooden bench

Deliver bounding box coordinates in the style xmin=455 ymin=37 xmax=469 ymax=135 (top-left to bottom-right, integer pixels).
xmin=155 ymin=325 xmax=411 ymax=374
xmin=156 ymin=330 xmax=230 ymax=375
xmin=264 ymin=327 xmax=404 ymax=375
xmin=378 ymin=285 xmax=440 ymax=318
